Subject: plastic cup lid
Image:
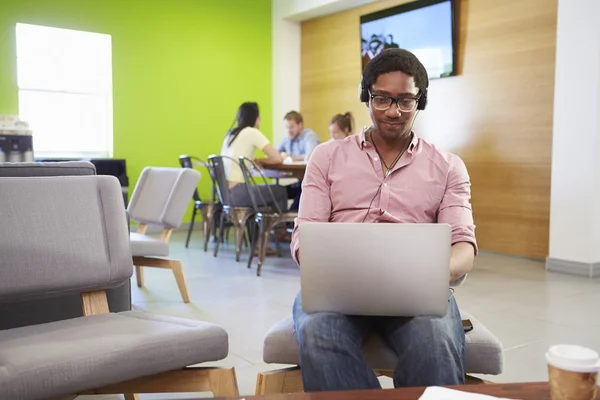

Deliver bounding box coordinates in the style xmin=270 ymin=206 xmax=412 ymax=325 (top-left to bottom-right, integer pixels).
xmin=546 ymin=344 xmax=600 ymax=373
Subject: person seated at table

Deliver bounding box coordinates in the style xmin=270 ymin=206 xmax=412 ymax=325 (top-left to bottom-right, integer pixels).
xmin=220 ymin=102 xmax=288 ymax=213
xmin=328 ymin=111 xmax=354 ymax=141
xmin=277 ymin=111 xmax=320 ymax=161
xmin=277 ymin=111 xmax=320 ymax=210
xmin=291 ymin=49 xmax=476 ymax=391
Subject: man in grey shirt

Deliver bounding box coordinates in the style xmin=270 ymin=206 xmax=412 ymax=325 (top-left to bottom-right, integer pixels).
xmin=278 ymin=111 xmax=320 ymax=161
xmin=277 ymin=111 xmax=320 ymax=210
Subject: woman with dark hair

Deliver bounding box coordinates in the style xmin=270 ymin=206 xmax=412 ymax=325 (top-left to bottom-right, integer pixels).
xmin=220 ymin=102 xmax=288 ymax=212
xmin=328 ymin=112 xmax=354 ymax=140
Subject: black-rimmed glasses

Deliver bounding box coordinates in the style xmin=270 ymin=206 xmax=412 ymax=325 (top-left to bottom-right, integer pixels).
xmin=369 ymin=90 xmax=420 ymax=112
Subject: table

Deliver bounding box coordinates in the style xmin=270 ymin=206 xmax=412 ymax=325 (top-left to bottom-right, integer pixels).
xmin=215 ymin=382 xmax=600 ymax=400
xmin=256 ymin=161 xmax=307 ymax=182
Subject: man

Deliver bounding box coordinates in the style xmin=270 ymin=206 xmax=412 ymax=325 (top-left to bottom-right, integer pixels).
xmin=278 ymin=111 xmax=320 ymax=161
xmin=290 ymin=48 xmax=477 ymax=391
xmin=277 ymin=111 xmax=320 ymax=210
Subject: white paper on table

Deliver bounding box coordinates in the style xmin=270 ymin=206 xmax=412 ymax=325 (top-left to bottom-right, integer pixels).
xmin=282 ymin=158 xmax=307 ymax=165
xmin=419 ymin=386 xmax=521 ymax=400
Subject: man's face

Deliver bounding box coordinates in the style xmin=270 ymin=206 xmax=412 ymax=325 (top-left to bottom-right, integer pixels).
xmin=285 ymin=119 xmax=302 ymax=139
xmin=368 ymin=71 xmax=419 ymax=142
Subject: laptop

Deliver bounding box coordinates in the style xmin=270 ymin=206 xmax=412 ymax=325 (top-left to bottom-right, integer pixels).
xmin=299 ymin=222 xmax=451 ymax=317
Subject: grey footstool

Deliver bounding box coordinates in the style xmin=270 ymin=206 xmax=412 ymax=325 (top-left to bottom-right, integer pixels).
xmin=256 ymin=311 xmax=503 ymax=395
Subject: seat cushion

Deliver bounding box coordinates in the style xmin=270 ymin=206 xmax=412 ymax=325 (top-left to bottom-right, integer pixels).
xmin=0 ymin=311 xmax=228 ymax=400
xmin=130 ymin=232 xmax=170 ymax=257
xmin=263 ymin=312 xmax=503 ymax=375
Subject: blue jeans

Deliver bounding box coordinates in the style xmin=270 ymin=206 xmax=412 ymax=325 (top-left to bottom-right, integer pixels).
xmin=292 ymin=291 xmax=465 ymax=392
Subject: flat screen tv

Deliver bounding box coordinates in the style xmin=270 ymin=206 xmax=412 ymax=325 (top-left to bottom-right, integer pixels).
xmin=360 ymin=0 xmax=457 ymax=79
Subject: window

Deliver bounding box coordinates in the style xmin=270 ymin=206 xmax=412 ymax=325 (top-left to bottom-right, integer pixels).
xmin=16 ymin=23 xmax=113 ymax=158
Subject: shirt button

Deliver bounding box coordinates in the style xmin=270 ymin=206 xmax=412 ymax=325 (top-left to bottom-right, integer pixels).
xmin=383 ymin=183 xmax=388 ymax=188
xmin=374 ymin=157 xmax=379 ymax=162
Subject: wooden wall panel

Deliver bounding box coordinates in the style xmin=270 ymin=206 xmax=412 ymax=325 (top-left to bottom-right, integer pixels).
xmin=300 ymin=0 xmax=557 ymax=259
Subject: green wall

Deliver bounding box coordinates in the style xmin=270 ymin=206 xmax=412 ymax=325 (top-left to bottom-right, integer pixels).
xmin=0 ymin=0 xmax=272 ymax=219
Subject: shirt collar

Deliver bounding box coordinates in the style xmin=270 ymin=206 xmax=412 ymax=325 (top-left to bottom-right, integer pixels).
xmin=359 ymin=126 xmax=418 ymax=152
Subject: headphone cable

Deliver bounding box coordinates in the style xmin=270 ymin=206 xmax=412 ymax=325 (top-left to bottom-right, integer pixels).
xmin=360 ymin=111 xmax=420 ymax=223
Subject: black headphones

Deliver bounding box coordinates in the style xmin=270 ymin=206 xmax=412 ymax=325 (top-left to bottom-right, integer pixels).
xmin=358 ymin=79 xmax=428 ymax=111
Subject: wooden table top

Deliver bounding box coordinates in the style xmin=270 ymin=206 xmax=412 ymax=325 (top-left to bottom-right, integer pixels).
xmin=255 ymin=161 xmax=307 ymax=180
xmin=215 ymin=382 xmax=600 ymax=400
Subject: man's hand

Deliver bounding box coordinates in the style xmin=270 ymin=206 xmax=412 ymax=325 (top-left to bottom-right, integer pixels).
xmin=450 ymin=242 xmax=475 ymax=282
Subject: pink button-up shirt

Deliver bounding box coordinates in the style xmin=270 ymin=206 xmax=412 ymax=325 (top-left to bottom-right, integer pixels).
xmin=291 ymin=127 xmax=477 ymax=265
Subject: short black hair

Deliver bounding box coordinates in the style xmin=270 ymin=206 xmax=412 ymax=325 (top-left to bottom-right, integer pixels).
xmin=362 ymin=48 xmax=429 ymax=94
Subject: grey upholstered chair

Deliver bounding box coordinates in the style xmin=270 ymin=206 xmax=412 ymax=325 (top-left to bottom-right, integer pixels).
xmin=256 ymin=312 xmax=503 ymax=394
xmin=0 ymin=175 xmax=237 ymax=400
xmin=0 ymin=161 xmax=131 ymax=330
xmin=128 ymin=167 xmax=200 ymax=303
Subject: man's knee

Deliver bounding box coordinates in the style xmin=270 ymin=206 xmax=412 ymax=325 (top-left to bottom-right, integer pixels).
xmin=297 ymin=313 xmax=334 ymax=343
xmin=405 ymin=316 xmax=463 ymax=350
xmin=296 ymin=312 xmax=355 ymax=354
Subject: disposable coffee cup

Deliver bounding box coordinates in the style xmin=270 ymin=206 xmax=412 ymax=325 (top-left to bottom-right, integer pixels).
xmin=546 ymin=344 xmax=600 ymax=400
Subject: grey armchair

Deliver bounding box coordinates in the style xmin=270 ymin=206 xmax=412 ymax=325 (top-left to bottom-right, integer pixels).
xmin=0 ymin=161 xmax=130 ymax=330
xmin=128 ymin=167 xmax=201 ymax=303
xmin=0 ymin=175 xmax=238 ymax=399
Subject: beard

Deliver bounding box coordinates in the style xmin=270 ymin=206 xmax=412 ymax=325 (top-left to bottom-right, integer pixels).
xmin=376 ymin=119 xmax=411 ymax=141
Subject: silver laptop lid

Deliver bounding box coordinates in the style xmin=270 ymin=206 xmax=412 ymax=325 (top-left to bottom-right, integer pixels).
xmin=299 ymin=222 xmax=451 ymax=317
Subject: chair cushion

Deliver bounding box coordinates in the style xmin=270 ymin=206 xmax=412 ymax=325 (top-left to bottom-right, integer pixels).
xmin=0 ymin=310 xmax=228 ymax=400
xmin=130 ymin=232 xmax=170 ymax=257
xmin=263 ymin=312 xmax=503 ymax=375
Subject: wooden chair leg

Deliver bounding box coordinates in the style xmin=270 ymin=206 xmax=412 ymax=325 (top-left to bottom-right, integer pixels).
xmin=171 ymin=260 xmax=190 ymax=303
xmin=208 ymin=367 xmax=240 ymax=397
xmin=133 ymin=257 xmax=190 ymax=303
xmin=256 ymin=367 xmax=302 ymax=395
xmin=135 ymin=266 xmax=144 ymax=288
xmin=81 ymin=367 xmax=239 ymax=398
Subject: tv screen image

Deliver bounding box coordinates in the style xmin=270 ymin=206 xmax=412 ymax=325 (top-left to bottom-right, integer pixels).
xmin=360 ymin=0 xmax=456 ymax=79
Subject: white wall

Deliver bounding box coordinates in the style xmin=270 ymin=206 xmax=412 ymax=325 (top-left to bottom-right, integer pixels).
xmin=271 ymin=0 xmax=300 ymax=146
xmin=284 ymin=0 xmax=375 ymax=20
xmin=548 ymin=0 xmax=600 ymax=265
xmin=271 ymin=0 xmax=375 ymax=145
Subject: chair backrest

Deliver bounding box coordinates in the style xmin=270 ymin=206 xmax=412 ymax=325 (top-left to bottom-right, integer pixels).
xmin=0 ymin=175 xmax=132 ymax=303
xmin=179 ymin=155 xmax=202 ymax=202
xmin=207 ymin=154 xmax=238 ymax=206
xmin=0 ymin=161 xmax=96 ymax=177
xmin=238 ymin=157 xmax=284 ymax=215
xmin=128 ymin=167 xmax=201 ymax=228
xmin=179 ymin=154 xmax=218 ymax=203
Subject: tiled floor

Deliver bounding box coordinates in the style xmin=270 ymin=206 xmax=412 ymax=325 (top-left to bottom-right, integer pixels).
xmin=79 ymin=229 xmax=600 ymax=399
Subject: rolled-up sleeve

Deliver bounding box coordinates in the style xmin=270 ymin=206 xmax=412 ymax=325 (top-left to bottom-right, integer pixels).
xmin=438 ymin=154 xmax=478 ymax=254
xmin=291 ymin=144 xmax=332 ymax=266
